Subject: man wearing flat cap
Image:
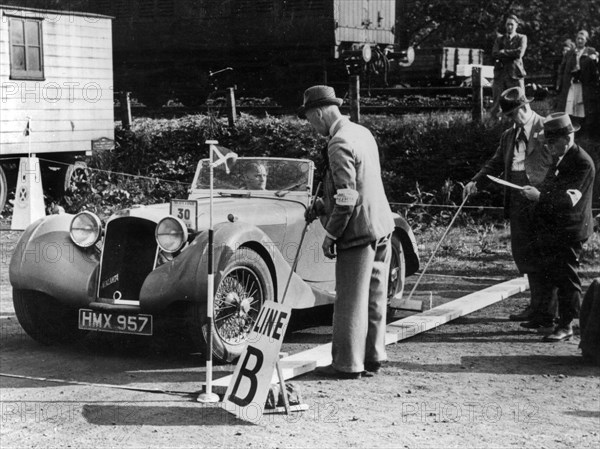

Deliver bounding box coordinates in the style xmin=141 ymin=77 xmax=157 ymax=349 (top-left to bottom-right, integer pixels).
xmin=522 ymin=112 xmax=595 ymax=342
xmin=299 ymin=85 xmax=395 ymax=379
xmin=489 ymin=14 xmax=528 ymax=117
xmin=464 ymin=86 xmax=557 ymax=330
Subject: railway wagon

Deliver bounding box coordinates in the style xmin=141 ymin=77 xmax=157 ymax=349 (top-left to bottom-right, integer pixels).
xmin=0 ymin=4 xmax=115 ymax=213
xmin=389 ymin=46 xmax=485 ymax=86
xmin=85 ymin=0 xmax=410 ymax=106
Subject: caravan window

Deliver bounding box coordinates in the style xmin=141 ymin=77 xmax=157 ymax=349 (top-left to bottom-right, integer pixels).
xmin=9 ymin=17 xmax=44 ymax=81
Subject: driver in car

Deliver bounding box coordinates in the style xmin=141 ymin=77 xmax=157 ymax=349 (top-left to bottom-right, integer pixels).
xmin=243 ymin=162 xmax=268 ymax=190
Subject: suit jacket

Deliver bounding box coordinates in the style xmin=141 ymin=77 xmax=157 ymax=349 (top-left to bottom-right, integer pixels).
xmin=321 ymin=118 xmax=395 ymax=249
xmin=472 ymin=112 xmax=552 ymax=218
xmin=535 ymin=144 xmax=595 ymax=243
xmin=556 ymin=46 xmax=600 ymax=114
xmin=492 ymin=32 xmax=527 ymax=80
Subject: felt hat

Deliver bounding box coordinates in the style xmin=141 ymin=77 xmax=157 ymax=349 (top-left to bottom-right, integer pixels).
xmin=499 ymin=86 xmax=532 ymax=115
xmin=297 ymin=85 xmax=343 ymax=119
xmin=543 ymin=112 xmax=580 ymax=138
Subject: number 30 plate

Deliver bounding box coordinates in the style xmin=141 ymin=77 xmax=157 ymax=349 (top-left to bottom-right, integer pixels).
xmin=78 ymin=309 xmax=153 ymax=335
xmin=170 ymin=199 xmax=198 ymax=231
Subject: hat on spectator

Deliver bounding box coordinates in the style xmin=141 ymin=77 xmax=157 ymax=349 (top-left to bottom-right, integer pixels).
xmin=499 ymin=86 xmax=532 ymax=115
xmin=543 ymin=112 xmax=580 ymax=138
xmin=297 ymin=85 xmax=343 ymax=119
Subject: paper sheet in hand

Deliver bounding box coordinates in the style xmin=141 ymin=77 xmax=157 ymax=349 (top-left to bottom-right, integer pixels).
xmin=486 ymin=175 xmax=524 ymax=190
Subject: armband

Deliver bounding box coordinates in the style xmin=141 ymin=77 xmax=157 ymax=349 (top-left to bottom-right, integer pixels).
xmin=334 ymin=189 xmax=359 ymax=206
xmin=566 ymin=189 xmax=582 ymax=206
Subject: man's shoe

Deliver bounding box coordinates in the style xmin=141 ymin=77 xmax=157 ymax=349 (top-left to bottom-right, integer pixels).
xmin=314 ymin=364 xmax=362 ymax=379
xmin=509 ymin=307 xmax=533 ymax=321
xmin=520 ymin=320 xmax=554 ymax=332
xmin=542 ymin=326 xmax=573 ymax=342
xmin=364 ymin=361 xmax=383 ymax=374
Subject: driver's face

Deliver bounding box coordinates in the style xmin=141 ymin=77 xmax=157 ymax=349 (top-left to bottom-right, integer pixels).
xmin=245 ymin=165 xmax=267 ymax=190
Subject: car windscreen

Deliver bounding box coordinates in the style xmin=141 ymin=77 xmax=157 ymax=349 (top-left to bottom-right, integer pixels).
xmin=193 ymin=158 xmax=312 ymax=192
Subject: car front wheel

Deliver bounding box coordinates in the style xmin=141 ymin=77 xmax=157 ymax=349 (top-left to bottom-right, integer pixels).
xmin=190 ymin=247 xmax=274 ymax=364
xmin=13 ymin=289 xmax=80 ymax=344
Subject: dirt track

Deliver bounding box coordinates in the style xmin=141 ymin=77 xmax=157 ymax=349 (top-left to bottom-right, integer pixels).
xmin=1 ymin=229 xmax=599 ymax=448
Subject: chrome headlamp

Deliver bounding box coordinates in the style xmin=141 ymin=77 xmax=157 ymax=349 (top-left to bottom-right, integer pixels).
xmin=70 ymin=211 xmax=102 ymax=248
xmin=155 ymin=217 xmax=188 ymax=253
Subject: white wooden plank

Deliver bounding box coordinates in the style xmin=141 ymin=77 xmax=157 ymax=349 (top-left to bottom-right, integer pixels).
xmin=0 ymin=93 xmax=114 ymax=109
xmin=1 ymin=109 xmax=114 ymax=124
xmin=1 ymin=128 xmax=114 ymax=145
xmin=1 ymin=137 xmax=113 ymax=156
xmin=0 ymin=9 xmax=112 ymax=31
xmin=0 ymin=119 xmax=114 ymax=134
xmin=208 ymin=277 xmax=529 ymax=394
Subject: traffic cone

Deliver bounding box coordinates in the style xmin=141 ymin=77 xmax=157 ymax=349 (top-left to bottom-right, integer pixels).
xmin=11 ymin=156 xmax=46 ymax=230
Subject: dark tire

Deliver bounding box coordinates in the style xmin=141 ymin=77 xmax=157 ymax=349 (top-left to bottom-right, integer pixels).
xmin=387 ymin=234 xmax=406 ymax=322
xmin=189 ymin=247 xmax=274 ymax=364
xmin=12 ymin=289 xmax=80 ymax=344
xmin=0 ymin=165 xmax=7 ymax=214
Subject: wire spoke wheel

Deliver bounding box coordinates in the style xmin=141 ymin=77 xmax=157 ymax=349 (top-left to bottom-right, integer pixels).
xmin=191 ymin=247 xmax=274 ymax=364
xmin=214 ymin=266 xmax=265 ymax=345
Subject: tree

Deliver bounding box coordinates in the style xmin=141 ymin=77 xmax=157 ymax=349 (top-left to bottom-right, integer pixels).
xmin=400 ymin=0 xmax=600 ymax=74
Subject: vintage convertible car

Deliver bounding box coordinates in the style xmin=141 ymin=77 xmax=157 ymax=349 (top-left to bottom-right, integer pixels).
xmin=10 ymin=156 xmax=419 ymax=362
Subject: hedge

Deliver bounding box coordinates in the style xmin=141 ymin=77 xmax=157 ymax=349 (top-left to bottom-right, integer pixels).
xmin=64 ymin=111 xmax=599 ymax=218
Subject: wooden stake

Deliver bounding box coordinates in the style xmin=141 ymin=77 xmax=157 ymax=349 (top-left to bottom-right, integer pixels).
xmin=472 ymin=66 xmax=483 ymax=122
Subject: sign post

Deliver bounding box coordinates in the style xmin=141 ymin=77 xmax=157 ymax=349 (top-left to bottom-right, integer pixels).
xmin=224 ymin=301 xmax=292 ymax=420
xmin=224 ymin=183 xmax=320 ymax=420
xmin=197 ymin=140 xmax=237 ymax=404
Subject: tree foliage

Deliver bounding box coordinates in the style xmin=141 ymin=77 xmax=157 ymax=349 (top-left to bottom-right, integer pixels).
xmin=401 ymin=0 xmax=600 ymax=74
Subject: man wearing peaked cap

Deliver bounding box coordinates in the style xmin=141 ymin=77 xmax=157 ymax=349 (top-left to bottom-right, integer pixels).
xmin=522 ymin=112 xmax=595 ymax=342
xmin=464 ymin=86 xmax=557 ymax=329
xmin=300 ymin=85 xmax=395 ymax=379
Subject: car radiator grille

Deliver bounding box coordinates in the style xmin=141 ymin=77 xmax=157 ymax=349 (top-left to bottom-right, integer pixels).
xmin=98 ymin=217 xmax=158 ymax=302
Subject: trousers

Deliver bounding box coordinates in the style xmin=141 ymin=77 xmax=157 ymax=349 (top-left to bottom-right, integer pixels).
xmin=332 ymin=235 xmax=391 ymax=373
xmin=537 ymin=240 xmax=584 ymax=326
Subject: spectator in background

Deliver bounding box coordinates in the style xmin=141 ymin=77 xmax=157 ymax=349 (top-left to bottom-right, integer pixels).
xmin=521 ymin=113 xmax=595 ymax=342
xmin=555 ymin=38 xmax=575 ymax=92
xmin=464 ymin=87 xmax=556 ymax=329
xmin=556 ymin=30 xmax=600 ymax=133
xmin=489 ymin=14 xmax=528 ymax=118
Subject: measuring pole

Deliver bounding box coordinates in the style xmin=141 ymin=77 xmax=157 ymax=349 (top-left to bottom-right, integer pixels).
xmin=197 ymin=140 xmax=220 ymax=404
xmin=407 ymin=193 xmax=471 ymax=302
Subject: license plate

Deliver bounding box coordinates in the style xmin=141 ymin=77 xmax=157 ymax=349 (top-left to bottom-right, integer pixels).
xmin=78 ymin=309 xmax=153 ymax=335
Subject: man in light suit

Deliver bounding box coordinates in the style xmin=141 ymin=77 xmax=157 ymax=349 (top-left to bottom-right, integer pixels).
xmin=490 ymin=14 xmax=528 ymax=117
xmin=464 ymin=87 xmax=556 ymax=329
xmin=522 ymin=113 xmax=595 ymax=341
xmin=299 ymin=85 xmax=395 ymax=379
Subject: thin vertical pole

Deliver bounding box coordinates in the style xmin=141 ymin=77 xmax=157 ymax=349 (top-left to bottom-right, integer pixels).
xmin=226 ymin=87 xmax=236 ymax=128
xmin=120 ymin=91 xmax=132 ymax=130
xmin=472 ymin=66 xmax=483 ymax=122
xmin=349 ymin=75 xmax=360 ymax=123
xmin=197 ymin=141 xmax=219 ymax=403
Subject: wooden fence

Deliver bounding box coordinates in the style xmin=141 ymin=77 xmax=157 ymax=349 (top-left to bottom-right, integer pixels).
xmin=116 ymin=69 xmax=494 ymax=126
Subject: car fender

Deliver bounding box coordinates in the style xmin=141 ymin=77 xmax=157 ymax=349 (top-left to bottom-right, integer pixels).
xmin=139 ymin=221 xmax=315 ymax=312
xmin=9 ymin=214 xmax=99 ymax=306
xmin=393 ymin=214 xmax=420 ymax=276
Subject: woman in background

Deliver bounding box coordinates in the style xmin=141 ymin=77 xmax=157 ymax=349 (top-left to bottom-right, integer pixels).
xmin=556 ymin=30 xmax=599 ymax=133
